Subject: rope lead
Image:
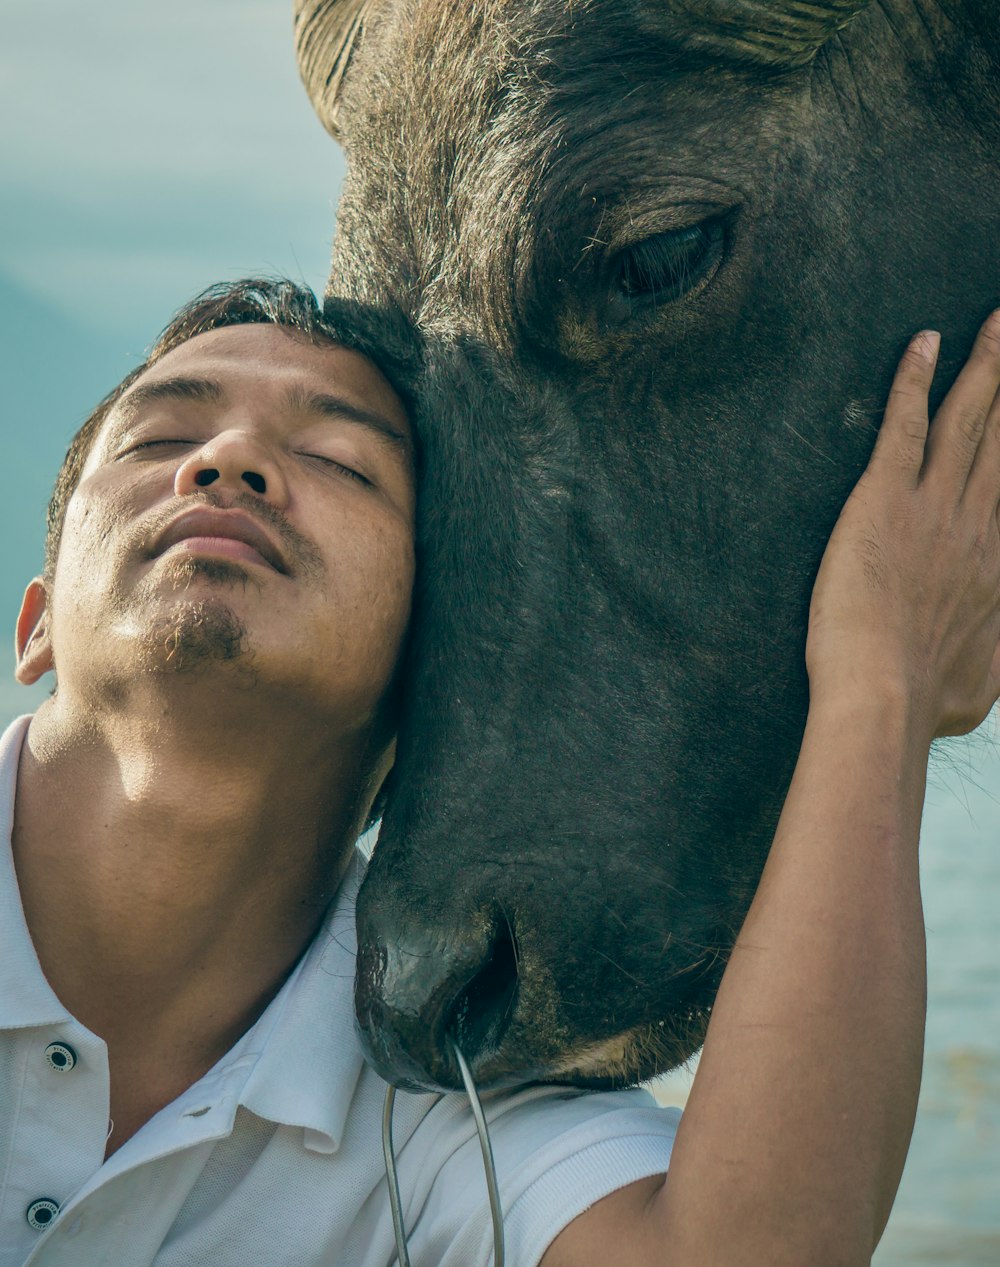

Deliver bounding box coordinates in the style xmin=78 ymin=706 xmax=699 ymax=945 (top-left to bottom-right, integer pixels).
xmin=382 ymin=1039 xmax=506 ymax=1267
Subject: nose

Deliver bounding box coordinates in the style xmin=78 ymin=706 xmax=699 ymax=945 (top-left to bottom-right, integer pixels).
xmin=174 ymin=430 xmax=290 ymax=507
xmin=355 ymin=908 xmax=520 ymax=1090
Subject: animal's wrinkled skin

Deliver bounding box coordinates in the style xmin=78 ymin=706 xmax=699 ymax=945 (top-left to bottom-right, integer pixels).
xmin=296 ymin=0 xmax=1000 ymax=1091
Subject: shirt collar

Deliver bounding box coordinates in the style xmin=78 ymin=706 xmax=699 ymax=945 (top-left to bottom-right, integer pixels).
xmin=236 ymin=851 xmax=368 ymax=1153
xmin=0 ymin=715 xmax=73 ymax=1030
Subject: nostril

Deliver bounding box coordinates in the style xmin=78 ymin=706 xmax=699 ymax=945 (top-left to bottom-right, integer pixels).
xmin=444 ymin=916 xmax=519 ymax=1064
xmin=194 ymin=469 xmax=219 ymax=487
xmin=242 ymin=471 xmax=266 ymax=494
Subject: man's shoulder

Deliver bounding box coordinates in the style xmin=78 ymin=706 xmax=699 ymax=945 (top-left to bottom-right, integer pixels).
xmin=386 ymin=1076 xmax=680 ymax=1267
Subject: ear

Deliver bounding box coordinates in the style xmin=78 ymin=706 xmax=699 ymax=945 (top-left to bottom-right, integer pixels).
xmin=15 ymin=579 xmax=55 ymax=686
xmin=663 ymin=0 xmax=873 ymax=68
xmin=295 ymin=0 xmax=374 ymax=141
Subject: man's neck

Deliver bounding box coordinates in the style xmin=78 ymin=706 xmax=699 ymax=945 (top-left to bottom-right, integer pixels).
xmin=10 ymin=686 xmax=376 ymax=1127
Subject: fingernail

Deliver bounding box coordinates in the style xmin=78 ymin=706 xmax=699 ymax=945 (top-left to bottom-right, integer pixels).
xmin=916 ymin=330 xmax=941 ymax=361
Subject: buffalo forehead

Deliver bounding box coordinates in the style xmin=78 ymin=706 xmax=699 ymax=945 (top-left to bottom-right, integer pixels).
xmin=332 ymin=0 xmax=802 ymax=334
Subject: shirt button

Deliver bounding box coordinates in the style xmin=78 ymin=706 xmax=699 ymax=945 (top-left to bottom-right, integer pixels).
xmin=44 ymin=1041 xmax=77 ymax=1072
xmin=26 ymin=1198 xmax=60 ymax=1230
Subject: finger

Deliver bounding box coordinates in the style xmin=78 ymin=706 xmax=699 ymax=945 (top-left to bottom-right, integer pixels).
xmin=963 ymin=373 xmax=1000 ymax=511
xmin=871 ymin=330 xmax=939 ymax=481
xmin=924 ymin=309 xmax=1000 ymax=487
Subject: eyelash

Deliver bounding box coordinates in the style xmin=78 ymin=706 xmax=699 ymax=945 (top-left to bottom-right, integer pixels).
xmin=119 ymin=439 xmax=192 ymax=458
xmin=119 ymin=440 xmax=371 ymax=487
xmin=298 ymin=452 xmax=372 ymax=486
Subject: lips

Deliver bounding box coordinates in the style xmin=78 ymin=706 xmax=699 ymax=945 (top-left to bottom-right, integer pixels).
xmin=151 ymin=508 xmax=289 ymax=574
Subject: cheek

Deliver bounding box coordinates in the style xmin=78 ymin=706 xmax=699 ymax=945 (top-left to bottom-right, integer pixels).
xmin=357 ymin=522 xmax=415 ymax=633
xmin=322 ymin=515 xmax=415 ymax=644
xmin=55 ymin=502 xmax=121 ymax=597
xmin=287 ymin=517 xmax=413 ymax=712
xmin=61 ymin=472 xmax=149 ymax=558
xmin=50 ymin=475 xmax=167 ymax=631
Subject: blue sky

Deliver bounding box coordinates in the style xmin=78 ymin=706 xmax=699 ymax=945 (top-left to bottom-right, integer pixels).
xmin=1 ymin=0 xmax=345 ymax=720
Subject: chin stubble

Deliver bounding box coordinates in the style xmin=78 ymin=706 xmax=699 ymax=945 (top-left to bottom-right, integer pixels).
xmin=139 ymin=556 xmax=254 ymax=676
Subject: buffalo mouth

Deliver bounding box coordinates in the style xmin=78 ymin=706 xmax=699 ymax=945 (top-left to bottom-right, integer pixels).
xmin=354 ymin=932 xmax=723 ymax=1093
xmin=544 ymin=999 xmax=714 ymax=1090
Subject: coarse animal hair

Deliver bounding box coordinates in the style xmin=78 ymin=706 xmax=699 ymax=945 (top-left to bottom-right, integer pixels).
xmin=294 ymin=0 xmax=1000 ymax=1091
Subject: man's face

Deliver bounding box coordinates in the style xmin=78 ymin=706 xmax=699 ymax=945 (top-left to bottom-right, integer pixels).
xmin=25 ymin=324 xmax=416 ymax=731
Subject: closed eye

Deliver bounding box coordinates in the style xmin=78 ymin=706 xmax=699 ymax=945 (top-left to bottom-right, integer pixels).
xmin=117 ymin=438 xmax=196 ymax=459
xmin=299 ymin=452 xmax=373 ymax=486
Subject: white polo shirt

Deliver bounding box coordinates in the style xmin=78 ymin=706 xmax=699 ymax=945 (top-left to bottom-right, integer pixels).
xmin=0 ymin=715 xmax=680 ymax=1266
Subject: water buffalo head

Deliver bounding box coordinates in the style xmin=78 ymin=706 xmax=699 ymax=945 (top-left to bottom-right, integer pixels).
xmin=295 ymin=0 xmax=1000 ymax=1089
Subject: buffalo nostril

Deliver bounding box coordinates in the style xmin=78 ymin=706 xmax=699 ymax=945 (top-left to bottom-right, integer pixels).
xmin=355 ymin=909 xmax=523 ymax=1088
xmin=444 ymin=917 xmax=519 ymax=1067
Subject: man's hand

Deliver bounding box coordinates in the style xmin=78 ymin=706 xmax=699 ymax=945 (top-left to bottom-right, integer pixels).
xmin=808 ymin=312 xmax=1000 ymax=739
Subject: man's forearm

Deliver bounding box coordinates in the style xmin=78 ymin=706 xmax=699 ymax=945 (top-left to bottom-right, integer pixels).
xmin=547 ymin=317 xmax=1000 ymax=1267
xmin=652 ymin=691 xmax=928 ymax=1266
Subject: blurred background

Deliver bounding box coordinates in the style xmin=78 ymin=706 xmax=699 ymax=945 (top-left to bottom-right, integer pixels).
xmin=1 ymin=3 xmax=997 ymax=1261
xmin=0 ymin=0 xmax=338 ymax=717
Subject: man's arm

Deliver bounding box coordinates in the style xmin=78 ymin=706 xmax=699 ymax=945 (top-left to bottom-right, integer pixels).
xmin=544 ymin=692 xmax=926 ymax=1267
xmin=543 ymin=312 xmax=1000 ymax=1267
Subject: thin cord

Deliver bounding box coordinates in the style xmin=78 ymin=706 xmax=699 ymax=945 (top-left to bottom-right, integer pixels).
xmin=382 ymin=1041 xmax=506 ymax=1267
xmin=382 ymin=1083 xmax=412 ymax=1267
xmin=450 ymin=1038 xmax=506 ymax=1267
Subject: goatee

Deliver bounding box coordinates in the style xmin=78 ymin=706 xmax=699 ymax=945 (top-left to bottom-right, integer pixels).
xmin=141 ymin=558 xmax=252 ymax=675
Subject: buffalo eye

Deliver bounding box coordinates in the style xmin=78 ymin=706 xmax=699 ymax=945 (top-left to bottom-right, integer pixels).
xmin=608 ymin=217 xmax=727 ymax=322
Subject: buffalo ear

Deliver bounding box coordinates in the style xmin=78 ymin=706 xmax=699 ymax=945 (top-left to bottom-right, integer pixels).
xmin=663 ymin=0 xmax=872 ymax=67
xmin=294 ymin=0 xmax=374 ymax=140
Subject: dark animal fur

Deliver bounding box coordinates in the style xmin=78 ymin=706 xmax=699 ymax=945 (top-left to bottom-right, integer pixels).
xmin=296 ymin=0 xmax=1000 ymax=1089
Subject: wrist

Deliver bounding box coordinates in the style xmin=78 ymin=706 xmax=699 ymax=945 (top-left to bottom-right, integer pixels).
xmin=805 ymin=676 xmax=934 ymax=757
xmin=796 ymin=686 xmax=933 ymax=854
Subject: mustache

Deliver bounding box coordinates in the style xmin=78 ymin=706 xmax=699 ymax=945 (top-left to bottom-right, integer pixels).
xmin=138 ymin=490 xmax=325 ymax=579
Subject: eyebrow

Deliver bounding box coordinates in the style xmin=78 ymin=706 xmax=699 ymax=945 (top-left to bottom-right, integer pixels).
xmin=116 ymin=376 xmax=224 ymax=422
